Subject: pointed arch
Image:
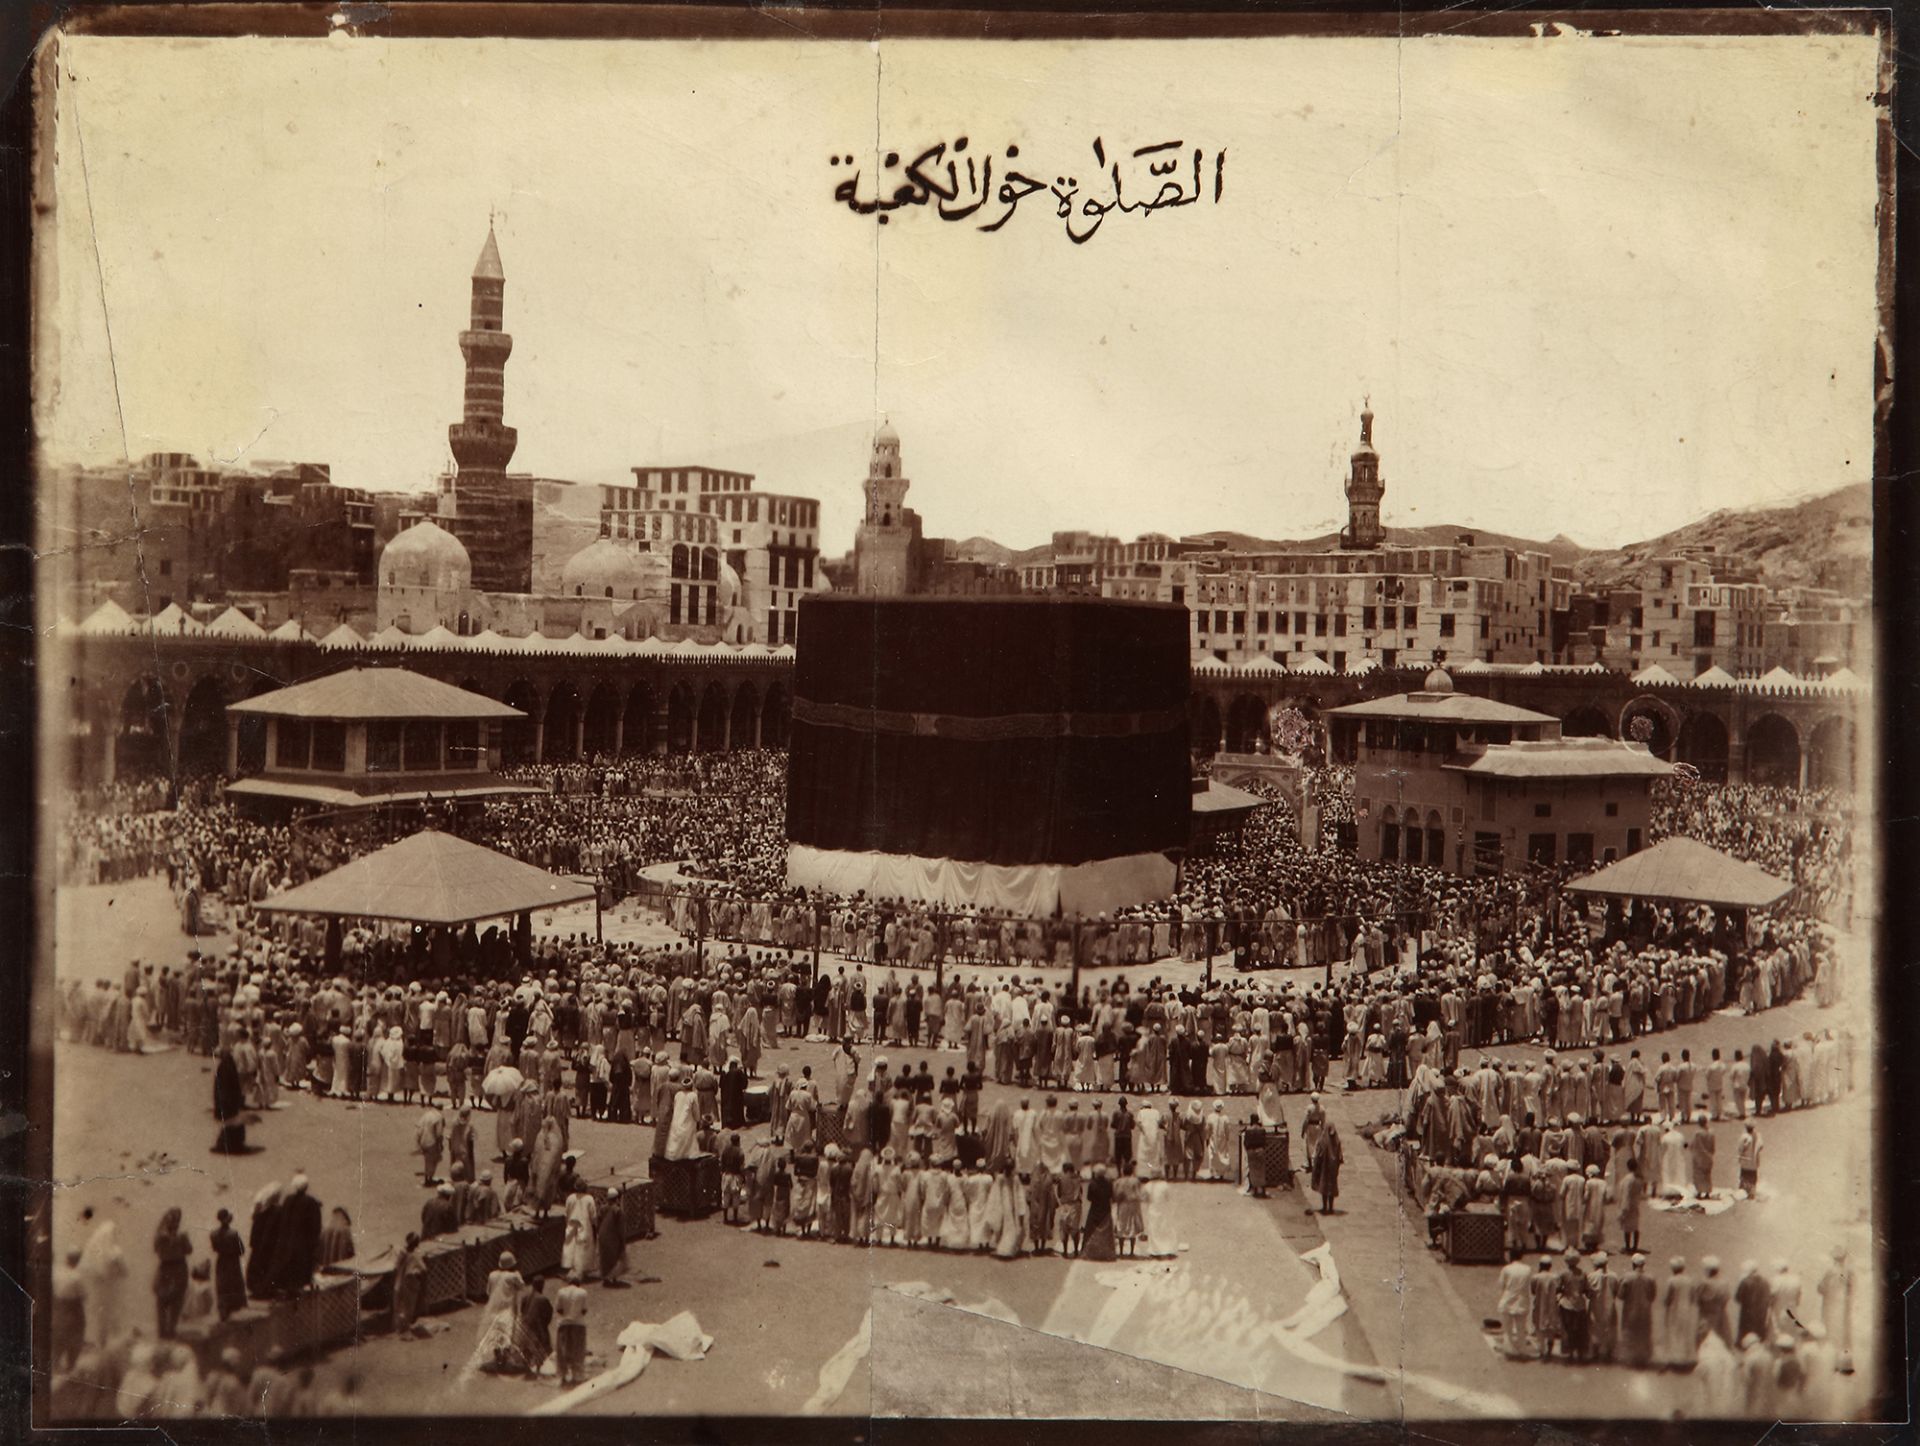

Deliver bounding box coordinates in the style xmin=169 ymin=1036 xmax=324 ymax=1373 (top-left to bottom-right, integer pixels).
xmin=543 ymin=681 xmax=583 ymax=762
xmin=1560 ymin=704 xmax=1613 ymax=739
xmin=730 ymin=680 xmax=759 ymax=751
xmin=583 ymin=682 xmax=621 ymax=759
xmin=1189 ymin=694 xmax=1223 ymax=759
xmin=666 ymin=683 xmax=695 ymax=753
xmin=761 ymin=681 xmax=790 ymax=749
xmin=1225 ymin=694 xmax=1269 ymax=754
xmin=1745 ymin=713 xmax=1801 ymax=787
xmin=1806 ymin=715 xmax=1855 ymax=791
xmin=501 ymin=678 xmax=542 ymax=766
xmin=1676 ymin=711 xmax=1730 ymax=783
xmin=117 ymin=676 xmax=173 ymax=780
xmin=624 ymin=681 xmax=656 ymax=755
xmin=697 ymin=682 xmax=728 ymax=753
xmin=179 ymin=675 xmax=228 ymax=777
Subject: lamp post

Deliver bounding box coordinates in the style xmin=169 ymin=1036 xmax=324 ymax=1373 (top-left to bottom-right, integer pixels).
xmin=810 ymin=899 xmax=823 ymax=993
xmin=1069 ymin=916 xmax=1084 ymax=1002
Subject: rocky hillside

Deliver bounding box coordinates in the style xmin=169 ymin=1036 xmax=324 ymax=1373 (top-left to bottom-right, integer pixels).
xmin=970 ymin=483 xmax=1868 ymax=597
xmin=1571 ymin=483 xmax=1870 ymax=594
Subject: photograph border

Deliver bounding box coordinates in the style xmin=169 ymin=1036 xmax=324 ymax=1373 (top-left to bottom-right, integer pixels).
xmin=4 ymin=2 xmax=1914 ymax=1442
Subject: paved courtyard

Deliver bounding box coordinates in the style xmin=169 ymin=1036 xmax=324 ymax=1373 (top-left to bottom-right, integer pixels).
xmin=47 ymin=875 xmax=1878 ymax=1421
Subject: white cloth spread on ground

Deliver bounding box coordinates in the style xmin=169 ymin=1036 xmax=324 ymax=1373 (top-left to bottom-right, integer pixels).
xmin=529 ymin=1311 xmax=711 ymax=1415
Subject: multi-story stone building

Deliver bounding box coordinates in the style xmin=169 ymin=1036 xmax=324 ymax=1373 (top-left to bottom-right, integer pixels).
xmin=1329 ymin=668 xmax=1670 ymax=875
xmin=1560 ymin=555 xmax=1772 ymax=677
xmin=1178 ymin=411 xmax=1568 ymax=669
xmin=1763 ymin=586 xmax=1868 ymax=678
xmin=48 ymin=453 xmax=362 ymax=618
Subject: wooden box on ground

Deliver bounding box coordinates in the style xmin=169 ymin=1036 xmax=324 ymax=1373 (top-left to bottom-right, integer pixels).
xmin=655 ymin=1153 xmax=721 ymax=1218
xmin=1444 ymin=1210 xmax=1507 ymax=1265
xmin=618 ymin=1175 xmax=657 ymax=1239
xmin=506 ymin=1214 xmax=566 ymax=1279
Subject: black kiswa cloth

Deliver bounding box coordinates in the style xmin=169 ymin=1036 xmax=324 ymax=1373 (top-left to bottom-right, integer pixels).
xmin=786 ymin=595 xmax=1191 ymax=867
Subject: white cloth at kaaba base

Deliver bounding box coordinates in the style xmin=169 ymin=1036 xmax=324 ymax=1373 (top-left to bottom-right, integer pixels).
xmin=784 ymin=844 xmax=1174 ymax=917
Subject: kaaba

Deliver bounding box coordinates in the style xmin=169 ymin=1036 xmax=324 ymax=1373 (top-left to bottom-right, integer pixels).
xmin=784 ymin=595 xmax=1191 ymax=915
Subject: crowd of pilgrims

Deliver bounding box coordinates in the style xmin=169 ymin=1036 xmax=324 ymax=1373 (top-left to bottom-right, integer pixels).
xmin=49 ymin=1195 xmax=378 ymax=1420
xmin=50 ymin=747 xmax=1862 ymax=1415
xmin=1649 ymin=780 xmax=1854 ymax=921
xmin=61 ymin=748 xmax=1855 ymax=983
xmin=1487 ymin=1247 xmax=1858 ymax=1417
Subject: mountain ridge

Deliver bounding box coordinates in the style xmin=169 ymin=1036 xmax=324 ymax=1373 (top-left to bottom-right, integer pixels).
xmin=961 ymin=483 xmax=1868 ymax=596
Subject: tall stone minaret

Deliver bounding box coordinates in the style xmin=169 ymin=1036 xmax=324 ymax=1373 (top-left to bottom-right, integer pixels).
xmin=448 ymin=224 xmax=525 ymax=590
xmin=1341 ymin=402 xmax=1386 ymax=551
xmin=853 ymin=420 xmax=922 ymax=595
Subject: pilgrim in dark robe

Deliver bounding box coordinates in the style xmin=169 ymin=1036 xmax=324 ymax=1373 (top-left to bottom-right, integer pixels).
xmin=271 ymin=1178 xmax=323 ymax=1298
xmin=1168 ymin=1033 xmax=1192 ymax=1096
xmin=720 ymin=1059 xmax=749 ymax=1130
xmin=245 ymin=1185 xmax=281 ymax=1301
xmin=209 ymin=1210 xmax=247 ymax=1319
xmin=596 ymin=1194 xmax=630 ymax=1285
xmin=392 ymin=1234 xmax=426 ymax=1333
xmin=1617 ymin=1262 xmax=1658 ymax=1367
xmin=982 ymin=1101 xmax=1016 ymax=1172
xmin=211 ymin=1049 xmax=247 ymax=1154
xmin=608 ymin=1051 xmax=633 ymax=1124
xmin=1081 ymin=1167 xmax=1117 ymax=1261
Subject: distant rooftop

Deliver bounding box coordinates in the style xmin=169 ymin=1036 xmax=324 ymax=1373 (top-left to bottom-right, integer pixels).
xmin=227 ymin=667 xmax=524 ymax=722
xmin=1445 ymin=736 xmax=1674 ymax=780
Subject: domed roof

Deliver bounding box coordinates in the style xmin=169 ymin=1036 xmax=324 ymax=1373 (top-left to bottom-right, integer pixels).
xmin=874 ymin=418 xmax=900 ymax=447
xmin=382 ymin=519 xmax=471 ymax=592
xmin=560 ymin=538 xmax=646 ymax=598
xmin=717 ymin=560 xmax=742 ymax=609
xmin=1422 ymin=666 xmax=1454 ymax=694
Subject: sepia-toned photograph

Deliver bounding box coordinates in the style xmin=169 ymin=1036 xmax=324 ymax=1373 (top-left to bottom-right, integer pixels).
xmin=24 ymin=5 xmax=1894 ymax=1430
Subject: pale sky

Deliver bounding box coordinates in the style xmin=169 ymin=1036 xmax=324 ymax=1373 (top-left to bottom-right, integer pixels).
xmin=40 ymin=29 xmax=1882 ymax=556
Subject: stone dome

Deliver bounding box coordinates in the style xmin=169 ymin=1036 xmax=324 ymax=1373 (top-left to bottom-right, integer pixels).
xmin=1422 ymin=666 xmax=1453 ymax=694
xmin=875 ymin=418 xmax=900 ymax=447
xmin=382 ymin=519 xmax=470 ymax=593
xmin=560 ymin=538 xmax=646 ymax=600
xmin=717 ymin=560 xmax=742 ymax=610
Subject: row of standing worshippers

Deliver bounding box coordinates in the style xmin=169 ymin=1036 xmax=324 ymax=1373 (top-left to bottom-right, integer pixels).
xmin=395 ymin=1184 xmax=628 ymax=1377
xmin=52 ymin=1182 xmax=353 ymax=1383
xmin=1397 ymin=1036 xmax=1843 ymax=1182
xmin=1396 ymin=1034 xmax=1847 ymax=1177
xmin=723 ymin=1140 xmax=1181 ymax=1262
xmin=48 ymin=1339 xmax=370 ymax=1422
xmin=818 ymin=1087 xmax=1253 ymax=1187
xmin=1491 ymin=1247 xmax=1858 ymax=1410
xmin=1411 ymin=1114 xmax=1769 ymax=1263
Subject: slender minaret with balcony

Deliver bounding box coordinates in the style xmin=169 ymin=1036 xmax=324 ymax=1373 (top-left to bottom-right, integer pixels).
xmin=447 ymin=224 xmax=529 ymax=591
xmin=852 ymin=420 xmax=923 ymax=595
xmin=1341 ymin=402 xmax=1387 ymax=551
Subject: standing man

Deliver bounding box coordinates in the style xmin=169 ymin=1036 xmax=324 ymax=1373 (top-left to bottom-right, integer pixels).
xmin=554 ymin=1273 xmax=590 ymax=1386
xmin=1497 ymin=1253 xmax=1534 ymax=1359
xmin=1617 ymin=1254 xmax=1657 ymax=1369
xmin=1737 ymin=1122 xmax=1764 ymax=1198
xmin=417 ymin=1105 xmax=446 ymax=1187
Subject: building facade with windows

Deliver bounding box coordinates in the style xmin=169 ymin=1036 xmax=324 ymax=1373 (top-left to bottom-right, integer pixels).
xmin=1328 ymin=668 xmax=1668 ymax=875
xmin=1173 ymin=411 xmax=1569 ymax=669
